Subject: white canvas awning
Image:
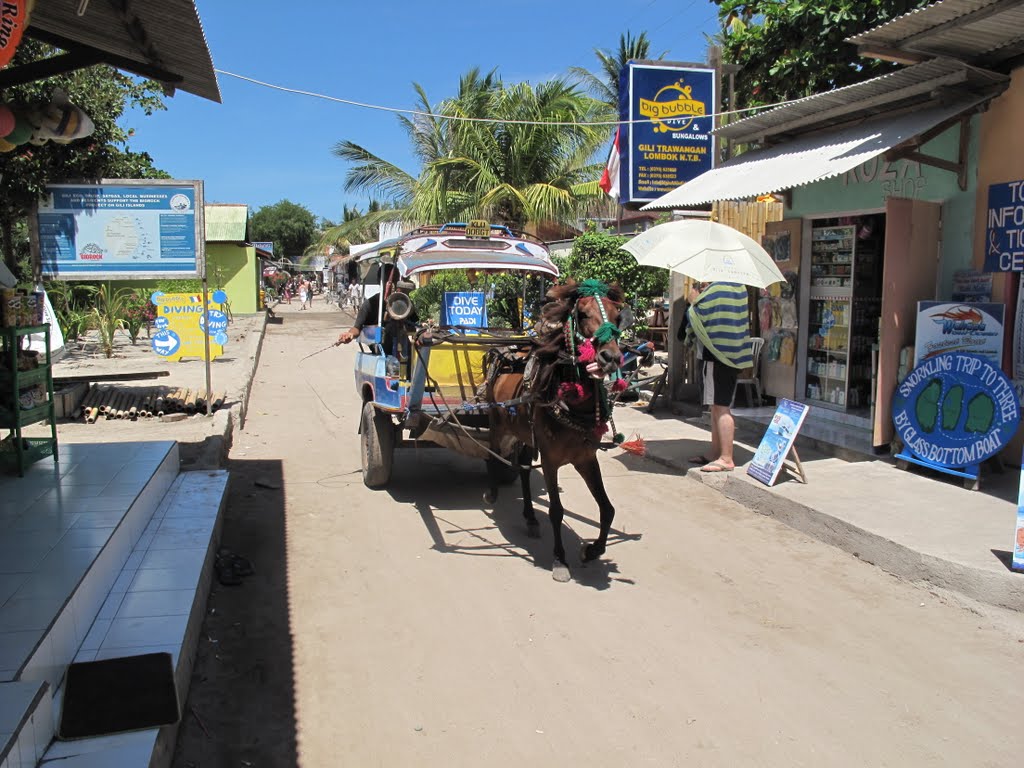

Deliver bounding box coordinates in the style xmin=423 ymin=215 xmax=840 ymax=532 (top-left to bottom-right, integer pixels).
xmin=641 ymin=97 xmax=988 ymax=210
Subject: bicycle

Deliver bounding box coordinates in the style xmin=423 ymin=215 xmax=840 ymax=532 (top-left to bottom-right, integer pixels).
xmin=614 ymin=341 xmax=669 ymax=412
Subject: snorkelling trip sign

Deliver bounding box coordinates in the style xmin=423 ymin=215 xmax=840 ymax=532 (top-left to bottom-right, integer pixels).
xmin=618 ymin=62 xmax=715 ymax=205
xmin=892 ymin=352 xmax=1020 ymax=471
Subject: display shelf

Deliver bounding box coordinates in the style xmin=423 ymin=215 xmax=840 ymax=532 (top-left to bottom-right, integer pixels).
xmin=1 ymin=325 xmax=58 ymax=476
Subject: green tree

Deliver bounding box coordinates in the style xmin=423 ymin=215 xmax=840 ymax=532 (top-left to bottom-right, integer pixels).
xmin=0 ymin=40 xmax=169 ymax=278
xmin=714 ymin=0 xmax=932 ymax=110
xmin=331 ymin=69 xmax=608 ymax=234
xmin=556 ymin=230 xmax=668 ymax=330
xmin=570 ymin=31 xmax=664 ymax=109
xmin=250 ymin=199 xmax=318 ymax=262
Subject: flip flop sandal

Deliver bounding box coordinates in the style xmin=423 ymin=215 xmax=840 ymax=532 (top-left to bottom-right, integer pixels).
xmin=688 ymin=455 xmax=712 ymax=465
xmin=700 ymin=460 xmax=735 ymax=473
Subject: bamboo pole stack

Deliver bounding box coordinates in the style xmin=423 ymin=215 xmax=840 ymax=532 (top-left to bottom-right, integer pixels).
xmin=77 ymin=384 xmax=229 ymax=423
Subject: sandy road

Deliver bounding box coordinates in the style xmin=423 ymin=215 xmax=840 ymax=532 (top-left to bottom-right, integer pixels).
xmin=174 ymin=303 xmax=1024 ymax=768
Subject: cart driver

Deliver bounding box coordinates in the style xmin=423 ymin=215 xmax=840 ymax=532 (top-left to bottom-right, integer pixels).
xmin=336 ymin=263 xmax=418 ymax=345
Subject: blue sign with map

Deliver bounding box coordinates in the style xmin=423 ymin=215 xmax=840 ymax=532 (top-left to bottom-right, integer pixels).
xmin=893 ymin=352 xmax=1020 ymax=481
xmin=37 ymin=182 xmax=202 ymax=280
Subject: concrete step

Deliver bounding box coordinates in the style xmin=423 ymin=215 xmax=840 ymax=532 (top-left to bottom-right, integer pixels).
xmin=40 ymin=469 xmax=229 ymax=768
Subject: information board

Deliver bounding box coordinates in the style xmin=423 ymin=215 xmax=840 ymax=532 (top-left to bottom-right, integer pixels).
xmin=618 ymin=62 xmax=715 ymax=205
xmin=747 ymin=399 xmax=810 ymax=486
xmin=37 ymin=180 xmax=204 ymax=280
xmin=983 ymin=180 xmax=1024 ymax=271
xmin=444 ymin=292 xmax=487 ymax=328
xmin=149 ymin=291 xmax=226 ymax=363
xmin=914 ymin=301 xmax=1004 ymax=367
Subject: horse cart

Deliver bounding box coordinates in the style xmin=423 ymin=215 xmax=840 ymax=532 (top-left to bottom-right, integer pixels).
xmin=349 ymin=222 xmax=639 ymax=580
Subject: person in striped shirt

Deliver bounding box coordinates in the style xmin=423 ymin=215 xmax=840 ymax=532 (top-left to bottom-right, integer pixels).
xmin=684 ymin=281 xmax=753 ymax=473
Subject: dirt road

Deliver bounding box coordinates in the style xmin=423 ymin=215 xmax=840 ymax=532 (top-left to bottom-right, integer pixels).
xmin=174 ymin=302 xmax=1024 ymax=768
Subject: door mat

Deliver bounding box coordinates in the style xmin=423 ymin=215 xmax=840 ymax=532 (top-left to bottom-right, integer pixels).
xmin=58 ymin=652 xmax=180 ymax=740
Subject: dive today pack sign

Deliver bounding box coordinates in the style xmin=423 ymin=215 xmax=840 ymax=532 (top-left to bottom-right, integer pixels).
xmin=892 ymin=352 xmax=1020 ymax=468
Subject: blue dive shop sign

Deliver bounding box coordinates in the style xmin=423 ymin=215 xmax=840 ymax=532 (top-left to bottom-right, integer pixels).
xmin=983 ymin=180 xmax=1024 ymax=272
xmin=444 ymin=292 xmax=487 ymax=328
xmin=892 ymin=352 xmax=1020 ymax=482
xmin=618 ymin=62 xmax=715 ymax=205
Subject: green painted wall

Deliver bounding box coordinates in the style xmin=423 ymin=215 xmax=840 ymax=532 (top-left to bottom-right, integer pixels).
xmin=207 ymin=243 xmax=258 ymax=314
xmin=786 ymin=116 xmax=979 ymax=299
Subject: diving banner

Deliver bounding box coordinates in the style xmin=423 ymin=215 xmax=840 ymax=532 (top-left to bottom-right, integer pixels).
xmin=618 ymin=62 xmax=715 ymax=205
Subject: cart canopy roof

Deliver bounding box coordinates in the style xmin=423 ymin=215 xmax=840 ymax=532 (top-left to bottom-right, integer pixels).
xmin=352 ymin=223 xmax=559 ymax=278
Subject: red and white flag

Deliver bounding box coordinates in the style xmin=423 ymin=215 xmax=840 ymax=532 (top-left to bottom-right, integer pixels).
xmin=598 ymin=127 xmax=620 ymax=200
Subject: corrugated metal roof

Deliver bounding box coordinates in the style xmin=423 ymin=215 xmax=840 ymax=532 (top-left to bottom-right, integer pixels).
xmin=848 ymin=0 xmax=1024 ymax=68
xmin=28 ymin=0 xmax=221 ymax=102
xmin=205 ymin=205 xmax=248 ymax=242
xmin=641 ymin=97 xmax=985 ymax=210
xmin=718 ymin=59 xmax=1007 ymax=143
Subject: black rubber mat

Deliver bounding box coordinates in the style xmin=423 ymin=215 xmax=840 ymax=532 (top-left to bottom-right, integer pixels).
xmin=58 ymin=652 xmax=180 ymax=739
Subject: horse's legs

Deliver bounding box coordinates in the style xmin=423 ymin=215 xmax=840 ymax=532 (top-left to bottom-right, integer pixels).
xmin=484 ymin=457 xmax=500 ymax=505
xmin=542 ymin=457 xmax=570 ymax=582
xmin=519 ymin=444 xmax=539 ymax=538
xmin=575 ymin=456 xmax=616 ymax=563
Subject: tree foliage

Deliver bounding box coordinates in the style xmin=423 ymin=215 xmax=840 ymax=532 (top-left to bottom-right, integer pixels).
xmin=713 ymin=0 xmax=932 ymax=109
xmin=0 ymin=40 xmax=169 ymax=277
xmin=250 ymin=199 xmax=319 ymax=261
xmin=556 ymin=230 xmax=668 ymax=327
xmin=570 ymin=31 xmax=664 ymax=110
xmin=331 ymin=69 xmax=609 ymax=235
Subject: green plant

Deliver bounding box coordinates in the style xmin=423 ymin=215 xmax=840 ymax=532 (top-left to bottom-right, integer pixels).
xmin=411 ymin=271 xmax=471 ymax=324
xmin=45 ymin=280 xmax=95 ymax=343
xmin=122 ymin=289 xmax=156 ymax=345
xmin=555 ymin=231 xmax=669 ymax=334
xmin=90 ymin=283 xmax=127 ymax=358
xmin=155 ymin=278 xmax=202 ymax=294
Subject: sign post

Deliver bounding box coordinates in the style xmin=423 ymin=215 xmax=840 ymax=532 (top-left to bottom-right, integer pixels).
xmin=443 ymin=292 xmax=487 ymax=329
xmin=892 ymin=352 xmax=1021 ymax=490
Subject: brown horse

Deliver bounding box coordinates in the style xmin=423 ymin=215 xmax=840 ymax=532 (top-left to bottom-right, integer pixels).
xmin=483 ymin=279 xmax=630 ymax=582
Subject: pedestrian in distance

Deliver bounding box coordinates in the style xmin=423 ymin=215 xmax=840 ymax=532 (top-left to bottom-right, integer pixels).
xmin=682 ymin=281 xmax=753 ymax=473
xmin=298 ymin=279 xmax=309 ymax=310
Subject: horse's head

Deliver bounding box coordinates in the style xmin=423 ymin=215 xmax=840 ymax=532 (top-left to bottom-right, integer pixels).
xmin=541 ymin=279 xmax=630 ymax=377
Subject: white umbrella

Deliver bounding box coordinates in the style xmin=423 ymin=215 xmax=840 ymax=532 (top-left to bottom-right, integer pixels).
xmin=621 ymin=219 xmax=785 ymax=288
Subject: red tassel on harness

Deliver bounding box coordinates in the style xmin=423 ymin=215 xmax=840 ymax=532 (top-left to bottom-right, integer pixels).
xmin=611 ymin=378 xmax=628 ymax=392
xmin=577 ymin=338 xmax=596 ymax=363
xmin=594 ymin=422 xmax=609 ymax=437
xmin=557 ymin=381 xmax=585 ymax=403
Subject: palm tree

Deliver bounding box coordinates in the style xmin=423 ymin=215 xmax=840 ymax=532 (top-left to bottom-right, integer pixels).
xmin=570 ymin=31 xmax=664 ymax=109
xmin=324 ymin=70 xmax=608 ymax=238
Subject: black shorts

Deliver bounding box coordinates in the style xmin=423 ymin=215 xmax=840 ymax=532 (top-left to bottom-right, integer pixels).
xmin=701 ymin=358 xmax=739 ymax=407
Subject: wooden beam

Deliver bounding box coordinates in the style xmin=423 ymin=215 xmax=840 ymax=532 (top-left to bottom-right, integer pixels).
xmin=24 ymin=28 xmax=183 ymax=85
xmin=856 ymin=44 xmax=929 ymax=64
xmin=0 ymin=50 xmax=105 ymax=88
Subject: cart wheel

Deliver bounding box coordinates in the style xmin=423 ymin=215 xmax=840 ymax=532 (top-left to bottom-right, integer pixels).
xmin=361 ymin=401 xmax=394 ymax=488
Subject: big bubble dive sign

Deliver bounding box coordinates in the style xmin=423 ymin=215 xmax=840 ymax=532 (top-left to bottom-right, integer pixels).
xmin=150 ymin=292 xmax=226 ymax=362
xmin=892 ymin=352 xmax=1020 ymax=485
xmin=618 ymin=62 xmax=715 ymax=205
xmin=444 ymin=292 xmax=487 ymax=328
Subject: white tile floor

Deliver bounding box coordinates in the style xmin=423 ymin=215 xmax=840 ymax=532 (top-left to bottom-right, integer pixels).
xmin=0 ymin=442 xmax=227 ymax=768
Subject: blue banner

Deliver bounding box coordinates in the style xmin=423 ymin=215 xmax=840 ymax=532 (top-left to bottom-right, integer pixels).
xmin=37 ymin=182 xmax=201 ymax=280
xmin=618 ymin=62 xmax=715 ymax=205
xmin=983 ymin=180 xmax=1024 ymax=271
xmin=444 ymin=292 xmax=487 ymax=328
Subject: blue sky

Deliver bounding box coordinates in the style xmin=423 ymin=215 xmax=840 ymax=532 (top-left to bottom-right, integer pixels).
xmin=124 ymin=0 xmax=721 ymax=224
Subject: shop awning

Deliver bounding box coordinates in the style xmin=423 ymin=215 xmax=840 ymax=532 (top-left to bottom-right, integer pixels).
xmin=848 ymin=0 xmax=1024 ymax=69
xmin=641 ymin=97 xmax=989 ymax=210
xmin=5 ymin=0 xmax=220 ymax=102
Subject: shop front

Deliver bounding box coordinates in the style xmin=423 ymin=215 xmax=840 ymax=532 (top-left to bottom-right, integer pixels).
xmin=783 ymin=120 xmax=979 ymax=449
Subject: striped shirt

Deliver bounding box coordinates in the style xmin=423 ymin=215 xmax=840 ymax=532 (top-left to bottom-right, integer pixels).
xmin=686 ymin=282 xmax=753 ymax=369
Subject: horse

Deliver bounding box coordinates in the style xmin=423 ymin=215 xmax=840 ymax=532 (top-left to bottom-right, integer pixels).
xmin=482 ymin=279 xmax=632 ymax=582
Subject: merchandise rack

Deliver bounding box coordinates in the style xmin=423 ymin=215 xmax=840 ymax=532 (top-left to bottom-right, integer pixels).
xmin=0 ymin=325 xmax=58 ymax=476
